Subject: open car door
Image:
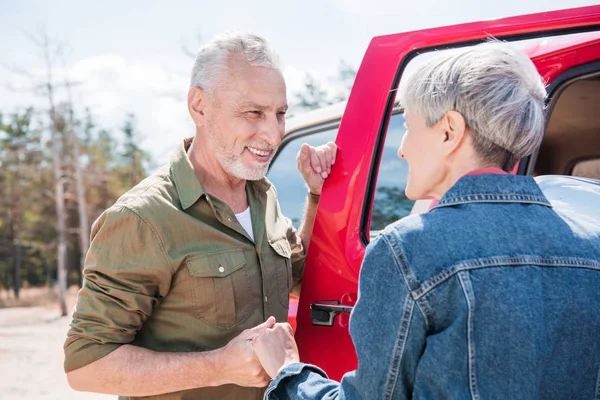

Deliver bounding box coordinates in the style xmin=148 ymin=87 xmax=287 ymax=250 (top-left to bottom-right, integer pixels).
xmin=294 ymin=5 xmax=600 ymax=381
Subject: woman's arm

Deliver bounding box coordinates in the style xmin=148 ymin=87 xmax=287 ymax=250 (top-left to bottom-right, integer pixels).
xmin=254 ymin=233 xmax=428 ymax=399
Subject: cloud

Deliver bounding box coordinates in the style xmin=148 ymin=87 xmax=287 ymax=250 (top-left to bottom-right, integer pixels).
xmin=65 ymin=54 xmax=193 ymax=165
xmin=283 ymin=65 xmax=309 ymax=97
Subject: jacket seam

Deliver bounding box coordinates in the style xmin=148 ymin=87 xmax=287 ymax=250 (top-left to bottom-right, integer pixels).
xmin=118 ymin=205 xmax=176 ymax=275
xmin=439 ymin=193 xmax=548 ymax=200
xmin=412 ymin=256 xmax=600 ymax=300
xmin=458 ymin=271 xmax=480 ymax=400
xmin=434 ymin=198 xmax=551 ymax=209
xmin=382 ymin=234 xmax=431 ymax=331
xmin=595 ymin=363 xmax=600 ymax=400
xmin=383 ymin=292 xmax=415 ymax=400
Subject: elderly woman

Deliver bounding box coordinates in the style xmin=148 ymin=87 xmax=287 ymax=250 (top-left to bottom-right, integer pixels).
xmin=252 ymin=42 xmax=600 ymax=399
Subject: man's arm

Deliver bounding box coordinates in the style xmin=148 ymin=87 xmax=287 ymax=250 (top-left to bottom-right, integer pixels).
xmin=65 ymin=205 xmax=272 ymax=395
xmin=297 ymin=193 xmax=320 ymax=252
xmin=296 ymin=141 xmax=337 ymax=251
xmin=284 ymin=141 xmax=336 ymax=293
xmin=67 ymin=319 xmax=275 ymax=396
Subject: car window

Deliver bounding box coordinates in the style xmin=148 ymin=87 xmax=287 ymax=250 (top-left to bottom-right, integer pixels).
xmin=370 ymin=112 xmax=415 ymax=232
xmin=267 ymin=127 xmax=338 ymax=228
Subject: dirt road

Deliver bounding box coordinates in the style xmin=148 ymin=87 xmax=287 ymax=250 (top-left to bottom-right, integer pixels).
xmin=0 ymin=306 xmax=111 ymax=400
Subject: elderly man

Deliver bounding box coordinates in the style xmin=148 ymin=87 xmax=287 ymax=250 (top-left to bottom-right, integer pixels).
xmin=64 ymin=33 xmax=336 ymax=400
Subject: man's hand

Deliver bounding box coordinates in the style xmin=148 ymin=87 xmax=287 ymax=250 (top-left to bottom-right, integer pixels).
xmin=297 ymin=142 xmax=338 ymax=195
xmin=217 ymin=316 xmax=276 ymax=387
xmin=252 ymin=323 xmax=300 ymax=378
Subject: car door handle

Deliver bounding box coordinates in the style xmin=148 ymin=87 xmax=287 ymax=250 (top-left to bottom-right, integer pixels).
xmin=310 ymin=301 xmax=354 ymax=327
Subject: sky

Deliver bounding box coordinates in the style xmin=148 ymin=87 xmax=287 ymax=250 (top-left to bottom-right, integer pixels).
xmin=1 ymin=0 xmax=597 ymax=165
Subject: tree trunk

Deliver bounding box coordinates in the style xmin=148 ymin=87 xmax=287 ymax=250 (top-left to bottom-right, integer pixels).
xmin=2 ymin=211 xmax=11 ymax=295
xmin=43 ymin=35 xmax=68 ymax=316
xmin=73 ymin=138 xmax=89 ymax=273
xmin=12 ymin=238 xmax=21 ymax=299
xmin=12 ymin=159 xmax=22 ymax=299
xmin=43 ymin=248 xmax=51 ymax=288
xmin=4 ymin=252 xmax=10 ymax=294
xmin=52 ymin=135 xmax=68 ymax=316
xmin=63 ymin=68 xmax=90 ymax=274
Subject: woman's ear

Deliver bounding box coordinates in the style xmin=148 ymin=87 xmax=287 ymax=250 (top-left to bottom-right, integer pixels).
xmin=188 ymin=87 xmax=208 ymax=127
xmin=441 ymin=110 xmax=467 ymax=155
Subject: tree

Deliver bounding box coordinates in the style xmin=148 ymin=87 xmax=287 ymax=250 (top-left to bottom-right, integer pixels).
xmin=38 ymin=33 xmax=69 ymax=316
xmin=0 ymin=32 xmax=156 ymax=302
xmin=0 ymin=108 xmax=40 ymax=298
xmin=62 ymin=62 xmax=89 ymax=274
xmin=371 ymin=186 xmax=415 ymax=231
xmin=331 ymin=60 xmax=357 ymax=103
xmin=292 ymin=60 xmax=358 ymax=113
xmin=294 ymin=74 xmax=331 ymax=111
xmin=121 ymin=114 xmax=149 ymax=187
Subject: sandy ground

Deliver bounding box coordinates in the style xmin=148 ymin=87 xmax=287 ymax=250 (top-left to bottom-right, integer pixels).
xmin=0 ymin=289 xmax=112 ymax=399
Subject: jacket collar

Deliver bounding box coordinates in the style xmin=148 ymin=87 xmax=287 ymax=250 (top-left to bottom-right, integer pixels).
xmin=431 ymin=174 xmax=552 ymax=211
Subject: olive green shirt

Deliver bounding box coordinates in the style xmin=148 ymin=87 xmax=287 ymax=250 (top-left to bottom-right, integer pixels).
xmin=64 ymin=139 xmax=306 ymax=400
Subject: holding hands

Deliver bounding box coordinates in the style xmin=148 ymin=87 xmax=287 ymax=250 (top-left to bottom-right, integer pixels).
xmin=251 ymin=321 xmax=300 ymax=379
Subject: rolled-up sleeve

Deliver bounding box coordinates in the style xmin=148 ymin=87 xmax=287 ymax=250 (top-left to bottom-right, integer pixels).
xmin=64 ymin=205 xmax=174 ymax=372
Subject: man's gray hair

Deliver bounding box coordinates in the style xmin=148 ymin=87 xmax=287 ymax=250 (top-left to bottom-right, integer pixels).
xmin=399 ymin=42 xmax=547 ymax=171
xmin=190 ymin=32 xmax=280 ymax=96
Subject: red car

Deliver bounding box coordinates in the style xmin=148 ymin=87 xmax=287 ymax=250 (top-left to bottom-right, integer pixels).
xmin=266 ymin=5 xmax=600 ymax=380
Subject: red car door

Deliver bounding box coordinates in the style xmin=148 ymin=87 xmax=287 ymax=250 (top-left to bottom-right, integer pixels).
xmin=294 ymin=5 xmax=600 ymax=381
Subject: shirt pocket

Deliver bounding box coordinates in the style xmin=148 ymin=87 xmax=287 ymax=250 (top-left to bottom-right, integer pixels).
xmin=186 ymin=249 xmax=251 ymax=330
xmin=268 ymin=237 xmax=293 ymax=308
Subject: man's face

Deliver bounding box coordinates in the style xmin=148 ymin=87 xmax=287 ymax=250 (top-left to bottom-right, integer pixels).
xmin=204 ymin=57 xmax=288 ymax=181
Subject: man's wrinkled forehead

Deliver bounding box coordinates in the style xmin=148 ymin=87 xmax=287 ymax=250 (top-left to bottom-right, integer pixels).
xmin=218 ymin=61 xmax=287 ymax=107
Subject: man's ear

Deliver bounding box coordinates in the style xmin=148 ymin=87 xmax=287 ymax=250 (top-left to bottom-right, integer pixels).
xmin=440 ymin=110 xmax=467 ymax=155
xmin=188 ymin=87 xmax=208 ymax=127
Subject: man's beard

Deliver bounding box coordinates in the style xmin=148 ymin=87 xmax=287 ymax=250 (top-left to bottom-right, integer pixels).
xmin=206 ymin=119 xmax=277 ymax=181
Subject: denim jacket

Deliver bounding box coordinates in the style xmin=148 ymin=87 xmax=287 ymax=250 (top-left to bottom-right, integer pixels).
xmin=265 ymin=174 xmax=600 ymax=400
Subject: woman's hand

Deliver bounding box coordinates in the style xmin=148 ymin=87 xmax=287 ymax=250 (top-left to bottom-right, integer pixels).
xmin=252 ymin=322 xmax=300 ymax=378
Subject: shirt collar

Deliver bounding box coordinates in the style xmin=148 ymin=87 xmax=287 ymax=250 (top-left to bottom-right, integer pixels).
xmin=170 ymin=138 xmax=205 ymax=210
xmin=431 ymin=174 xmax=552 ymax=210
xmin=170 ymin=137 xmax=272 ymax=210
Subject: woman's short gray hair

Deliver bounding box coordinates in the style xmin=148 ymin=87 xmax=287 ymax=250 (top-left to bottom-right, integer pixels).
xmin=190 ymin=32 xmax=280 ymax=96
xmin=399 ymin=42 xmax=547 ymax=171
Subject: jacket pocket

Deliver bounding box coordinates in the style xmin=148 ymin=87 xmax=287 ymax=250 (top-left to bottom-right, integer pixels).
xmin=268 ymin=237 xmax=293 ymax=308
xmin=186 ymin=249 xmax=250 ymax=329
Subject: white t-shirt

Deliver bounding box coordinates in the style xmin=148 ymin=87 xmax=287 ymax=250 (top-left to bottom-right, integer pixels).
xmin=235 ymin=207 xmax=254 ymax=241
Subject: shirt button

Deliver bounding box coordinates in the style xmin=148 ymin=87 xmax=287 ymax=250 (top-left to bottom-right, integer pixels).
xmin=218 ymin=266 xmax=225 ymax=273
xmin=264 ymin=295 xmax=268 ymax=303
